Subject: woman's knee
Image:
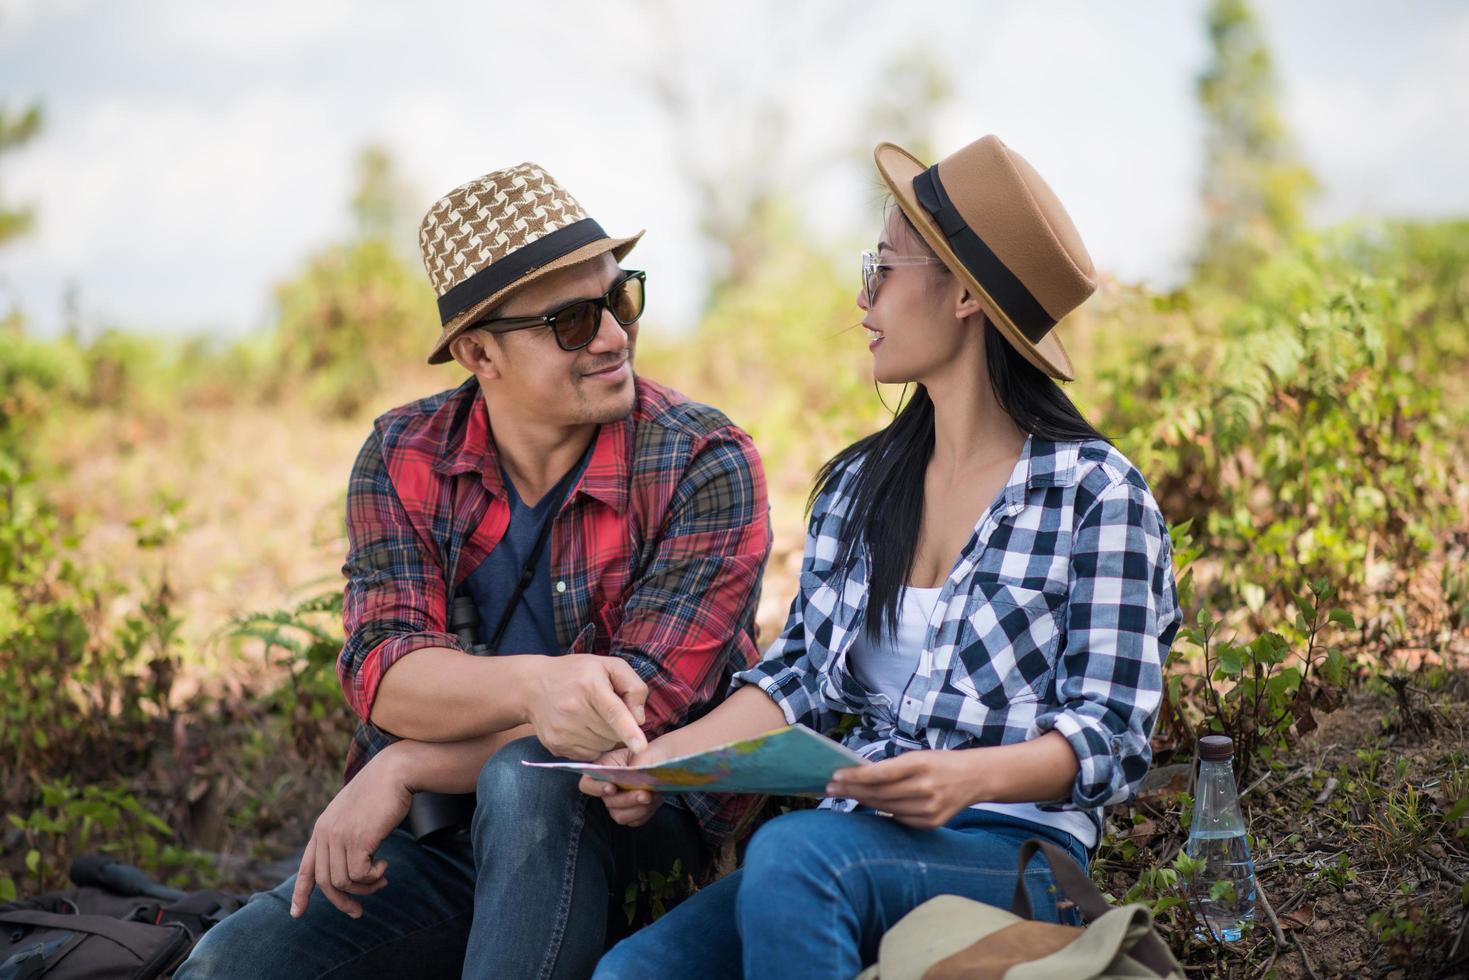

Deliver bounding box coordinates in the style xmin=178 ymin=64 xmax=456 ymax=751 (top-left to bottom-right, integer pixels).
xmin=591 ymin=936 xmax=640 ymax=980
xmin=740 ymin=811 xmax=857 ymax=899
xmin=740 ymin=808 xmax=846 ymax=888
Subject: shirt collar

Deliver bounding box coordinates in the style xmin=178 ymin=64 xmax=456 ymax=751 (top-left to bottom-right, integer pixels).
xmin=999 ymin=434 xmax=1081 ymax=510
xmin=430 ymin=377 xmax=631 ymax=514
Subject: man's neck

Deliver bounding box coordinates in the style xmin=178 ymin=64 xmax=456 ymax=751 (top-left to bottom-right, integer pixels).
xmin=482 ymin=397 xmax=598 ymax=508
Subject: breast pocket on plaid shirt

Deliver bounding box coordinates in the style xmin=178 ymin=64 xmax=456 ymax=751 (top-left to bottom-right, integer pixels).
xmin=950 ymin=582 xmax=1064 ymax=709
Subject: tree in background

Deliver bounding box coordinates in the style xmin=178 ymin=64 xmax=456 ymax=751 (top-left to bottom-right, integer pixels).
xmin=0 ymin=102 xmax=42 ymax=249
xmin=271 ymin=144 xmax=441 ymax=417
xmin=1194 ymin=0 xmax=1318 ymax=285
xmin=854 ymin=46 xmax=955 ymax=170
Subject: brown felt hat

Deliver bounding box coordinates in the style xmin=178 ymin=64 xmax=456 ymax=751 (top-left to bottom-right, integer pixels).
xmin=418 ymin=162 xmax=643 ymax=365
xmin=874 ymin=136 xmax=1097 ymax=381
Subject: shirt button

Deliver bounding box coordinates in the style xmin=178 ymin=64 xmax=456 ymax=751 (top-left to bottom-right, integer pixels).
xmin=555 ymin=581 xmax=567 ymax=594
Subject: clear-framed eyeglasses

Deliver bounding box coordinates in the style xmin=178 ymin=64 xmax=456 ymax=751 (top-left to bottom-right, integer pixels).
xmin=861 ymin=250 xmax=945 ymax=308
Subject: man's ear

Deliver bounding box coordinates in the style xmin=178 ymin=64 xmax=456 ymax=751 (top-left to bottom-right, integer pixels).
xmin=449 ymin=329 xmax=503 ymax=381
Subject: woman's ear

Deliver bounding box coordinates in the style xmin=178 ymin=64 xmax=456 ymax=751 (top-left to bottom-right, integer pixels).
xmin=954 ymin=283 xmax=986 ymax=321
xmin=450 ymin=329 xmax=503 ymax=381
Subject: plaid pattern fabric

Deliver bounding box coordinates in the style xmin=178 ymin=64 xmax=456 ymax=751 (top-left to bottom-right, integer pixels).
xmin=338 ymin=375 xmax=772 ymax=846
xmin=733 ymin=435 xmax=1181 ymax=840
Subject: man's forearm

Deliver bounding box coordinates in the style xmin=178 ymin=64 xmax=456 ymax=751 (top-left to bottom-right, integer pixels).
xmin=369 ymin=648 xmax=541 ymax=741
xmin=384 ymin=723 xmax=537 ymax=794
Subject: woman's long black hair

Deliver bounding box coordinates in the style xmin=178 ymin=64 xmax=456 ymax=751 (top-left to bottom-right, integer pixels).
xmin=812 ymin=207 xmax=1109 ymax=639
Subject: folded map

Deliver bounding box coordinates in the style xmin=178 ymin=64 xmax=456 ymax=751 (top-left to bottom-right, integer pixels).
xmin=522 ymin=724 xmax=869 ymax=795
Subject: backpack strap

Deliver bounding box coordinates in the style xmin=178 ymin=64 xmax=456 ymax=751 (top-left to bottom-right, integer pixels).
xmin=1010 ymin=838 xmax=1179 ymax=978
xmin=0 ymin=910 xmax=156 ymax=961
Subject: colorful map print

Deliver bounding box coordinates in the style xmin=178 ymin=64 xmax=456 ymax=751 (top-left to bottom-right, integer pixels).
xmin=523 ymin=724 xmax=870 ymax=795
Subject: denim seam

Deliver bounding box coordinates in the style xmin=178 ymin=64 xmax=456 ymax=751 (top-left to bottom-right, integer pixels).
xmin=537 ymin=792 xmax=589 ymax=980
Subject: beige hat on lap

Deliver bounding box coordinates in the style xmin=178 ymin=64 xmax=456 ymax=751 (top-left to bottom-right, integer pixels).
xmin=874 ymin=136 xmax=1097 ymax=381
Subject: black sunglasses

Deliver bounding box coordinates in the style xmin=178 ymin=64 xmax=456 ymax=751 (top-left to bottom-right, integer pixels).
xmin=474 ymin=270 xmax=647 ymax=352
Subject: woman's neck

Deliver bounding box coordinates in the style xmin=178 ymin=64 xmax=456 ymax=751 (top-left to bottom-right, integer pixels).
xmin=923 ymin=358 xmax=1027 ymax=480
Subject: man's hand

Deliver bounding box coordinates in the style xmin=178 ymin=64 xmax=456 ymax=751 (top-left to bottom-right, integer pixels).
xmin=290 ymin=747 xmax=413 ymax=920
xmin=825 ymin=750 xmax=983 ymax=830
xmin=577 ymin=738 xmax=673 ymax=827
xmin=526 ymin=654 xmax=649 ymax=760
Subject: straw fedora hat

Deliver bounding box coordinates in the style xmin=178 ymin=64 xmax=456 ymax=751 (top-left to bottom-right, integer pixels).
xmin=874 ymin=136 xmax=1097 ymax=381
xmin=418 ymin=162 xmax=643 ymax=364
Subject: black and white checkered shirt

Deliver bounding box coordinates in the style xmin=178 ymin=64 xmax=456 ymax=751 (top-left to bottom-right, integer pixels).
xmin=732 ymin=435 xmax=1181 ymax=839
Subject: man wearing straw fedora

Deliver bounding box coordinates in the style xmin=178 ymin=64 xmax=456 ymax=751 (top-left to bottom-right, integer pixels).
xmin=178 ymin=163 xmax=772 ymax=978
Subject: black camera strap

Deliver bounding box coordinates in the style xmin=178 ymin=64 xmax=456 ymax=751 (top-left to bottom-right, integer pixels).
xmin=402 ymin=501 xmax=559 ymax=844
xmin=481 ymin=507 xmax=557 ymax=655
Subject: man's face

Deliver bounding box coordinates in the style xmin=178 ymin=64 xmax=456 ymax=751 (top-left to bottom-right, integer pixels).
xmin=467 ymin=253 xmax=638 ymax=426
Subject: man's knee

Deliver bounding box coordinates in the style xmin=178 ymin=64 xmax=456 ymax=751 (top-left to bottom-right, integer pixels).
xmin=472 ymin=735 xmax=581 ymax=837
xmin=475 ymin=735 xmax=558 ymax=800
xmin=173 ymin=886 xmax=295 ymax=979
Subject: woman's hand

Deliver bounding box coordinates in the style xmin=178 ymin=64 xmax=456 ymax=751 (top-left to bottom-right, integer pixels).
xmin=577 ymin=738 xmax=673 ymax=827
xmin=826 ymin=750 xmax=983 ymax=829
xmin=290 ymin=746 xmax=414 ymax=919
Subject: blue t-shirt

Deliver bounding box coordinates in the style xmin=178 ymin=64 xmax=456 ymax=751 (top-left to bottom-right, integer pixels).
xmin=464 ymin=445 xmax=592 ymax=655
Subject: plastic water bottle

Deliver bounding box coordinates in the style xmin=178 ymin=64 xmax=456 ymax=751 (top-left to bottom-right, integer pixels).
xmin=1185 ymin=735 xmax=1258 ymax=941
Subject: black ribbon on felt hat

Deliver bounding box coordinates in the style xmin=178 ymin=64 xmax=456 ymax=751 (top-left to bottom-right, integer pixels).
xmin=911 ymin=165 xmax=1056 ymax=344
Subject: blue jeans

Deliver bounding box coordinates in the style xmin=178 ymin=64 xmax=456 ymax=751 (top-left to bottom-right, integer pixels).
xmin=176 ymin=737 xmax=704 ymax=979
xmin=595 ymin=807 xmax=1089 ymax=980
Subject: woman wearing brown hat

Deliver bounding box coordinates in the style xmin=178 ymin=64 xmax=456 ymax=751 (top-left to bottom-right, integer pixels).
xmin=588 ymin=136 xmax=1182 ymax=979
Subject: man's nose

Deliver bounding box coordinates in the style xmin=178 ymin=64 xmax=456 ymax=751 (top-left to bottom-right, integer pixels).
xmin=586 ymin=306 xmax=629 ymax=353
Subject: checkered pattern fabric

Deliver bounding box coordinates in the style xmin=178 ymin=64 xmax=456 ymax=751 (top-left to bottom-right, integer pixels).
xmin=338 ymin=375 xmax=772 ymax=846
xmin=733 ymin=436 xmax=1181 ymax=840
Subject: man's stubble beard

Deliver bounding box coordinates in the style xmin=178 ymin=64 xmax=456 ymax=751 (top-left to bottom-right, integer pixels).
xmin=570 ymin=368 xmax=637 ymax=426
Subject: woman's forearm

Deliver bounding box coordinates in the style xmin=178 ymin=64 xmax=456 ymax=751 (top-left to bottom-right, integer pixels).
xmin=967 ymin=730 xmax=1080 ymax=805
xmin=384 ymin=723 xmax=537 ymax=794
xmin=649 ymin=684 xmax=788 ymax=760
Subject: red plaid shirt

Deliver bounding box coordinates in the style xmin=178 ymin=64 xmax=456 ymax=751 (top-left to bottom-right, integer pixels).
xmin=337 ymin=375 xmax=772 ymax=846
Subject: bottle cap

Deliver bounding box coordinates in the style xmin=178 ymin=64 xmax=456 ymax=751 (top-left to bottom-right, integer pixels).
xmin=1198 ymin=735 xmax=1234 ymax=761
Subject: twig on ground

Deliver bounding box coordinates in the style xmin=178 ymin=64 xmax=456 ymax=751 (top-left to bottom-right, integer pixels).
xmin=1241 ymin=763 xmax=1312 ymax=800
xmin=1256 ymin=878 xmax=1321 ymax=980
xmin=1420 ymin=852 xmax=1466 ymax=886
xmin=1313 ymin=776 xmax=1339 ymax=805
xmin=1275 ymin=887 xmax=1307 ymax=916
xmin=1240 ymin=770 xmax=1273 ymax=800
xmin=1448 ymin=906 xmax=1468 ymax=965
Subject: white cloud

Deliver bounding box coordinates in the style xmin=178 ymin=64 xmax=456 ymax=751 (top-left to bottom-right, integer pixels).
xmin=147 ymin=0 xmax=355 ymax=56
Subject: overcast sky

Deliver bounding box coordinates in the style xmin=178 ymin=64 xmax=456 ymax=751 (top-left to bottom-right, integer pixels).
xmin=2 ymin=0 xmax=1466 ymax=339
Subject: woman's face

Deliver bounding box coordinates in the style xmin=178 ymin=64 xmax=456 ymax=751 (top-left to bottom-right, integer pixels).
xmin=857 ymin=208 xmax=973 ymax=386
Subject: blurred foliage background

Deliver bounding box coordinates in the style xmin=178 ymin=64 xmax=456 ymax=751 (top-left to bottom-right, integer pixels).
xmin=1 ymin=0 xmax=1466 ymax=973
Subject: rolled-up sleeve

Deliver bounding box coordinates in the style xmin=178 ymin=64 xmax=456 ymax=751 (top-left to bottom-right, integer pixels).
xmin=337 ymin=428 xmax=464 ymax=721
xmin=1031 ymin=478 xmax=1179 ymax=809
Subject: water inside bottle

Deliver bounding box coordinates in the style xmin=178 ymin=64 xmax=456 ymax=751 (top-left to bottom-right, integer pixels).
xmin=1186 ymin=828 xmax=1258 ymax=941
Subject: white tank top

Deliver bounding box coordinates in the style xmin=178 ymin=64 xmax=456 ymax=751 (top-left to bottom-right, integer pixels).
xmin=844 ymin=585 xmax=1097 ymax=849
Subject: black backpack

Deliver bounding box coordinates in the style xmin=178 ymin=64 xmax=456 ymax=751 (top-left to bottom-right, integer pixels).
xmin=0 ymin=857 xmax=245 ymax=979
